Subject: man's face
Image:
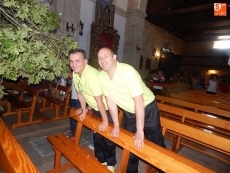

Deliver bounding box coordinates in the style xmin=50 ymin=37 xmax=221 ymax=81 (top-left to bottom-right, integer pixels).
xmin=69 ymin=52 xmax=87 ymax=76
xmin=158 ymin=70 xmax=163 ymax=76
xmin=98 ymin=48 xmax=116 ymax=72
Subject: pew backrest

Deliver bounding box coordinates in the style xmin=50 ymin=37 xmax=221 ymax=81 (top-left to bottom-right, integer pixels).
xmin=156 ymin=95 xmax=230 ymax=119
xmin=170 ymin=93 xmax=230 ymax=111
xmin=157 ymin=103 xmax=230 ymax=135
xmin=160 ymin=116 xmax=230 ymax=155
xmin=178 ymin=92 xmax=230 ymax=105
xmin=70 ymin=108 xmax=215 ymax=173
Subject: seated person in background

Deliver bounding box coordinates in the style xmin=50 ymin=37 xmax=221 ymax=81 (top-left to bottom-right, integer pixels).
xmin=151 ymin=69 xmax=165 ymax=95
xmin=220 ymin=80 xmax=229 ymax=93
xmin=205 ymin=74 xmax=219 ymax=95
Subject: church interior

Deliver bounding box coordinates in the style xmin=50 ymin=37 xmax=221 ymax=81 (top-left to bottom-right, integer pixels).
xmin=0 ymin=0 xmax=230 ymax=173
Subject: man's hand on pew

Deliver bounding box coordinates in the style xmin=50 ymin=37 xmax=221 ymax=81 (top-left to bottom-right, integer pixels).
xmin=111 ymin=126 xmax=120 ymax=138
xmin=98 ymin=120 xmax=108 ymax=131
xmin=76 ymin=108 xmax=83 ymax=115
xmin=79 ymin=110 xmax=87 ymax=121
xmin=134 ymin=130 xmax=145 ymax=150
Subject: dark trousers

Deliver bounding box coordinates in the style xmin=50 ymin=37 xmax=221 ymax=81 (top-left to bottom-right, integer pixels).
xmin=153 ymin=88 xmax=163 ymax=96
xmin=124 ymin=100 xmax=165 ymax=173
xmin=92 ymin=109 xmax=117 ymax=166
xmin=69 ymin=99 xmax=80 ymax=135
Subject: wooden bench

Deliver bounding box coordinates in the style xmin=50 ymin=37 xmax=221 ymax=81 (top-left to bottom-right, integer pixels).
xmin=185 ymin=90 xmax=230 ymax=101
xmin=39 ymin=82 xmax=70 ymax=120
xmin=160 ymin=116 xmax=230 ymax=163
xmin=188 ymin=89 xmax=230 ymax=98
xmin=3 ymin=87 xmax=50 ymax=128
xmin=178 ymin=91 xmax=230 ymax=105
xmin=0 ymin=119 xmax=39 ymax=173
xmin=170 ymin=93 xmax=230 ymax=111
xmin=157 ymin=103 xmax=230 ymax=164
xmin=146 ymin=116 xmax=230 ymax=172
xmin=47 ymin=133 xmax=111 ymax=173
xmin=162 ymin=83 xmax=192 ymax=96
xmin=47 ymin=108 xmax=215 ymax=173
xmin=156 ymin=95 xmax=230 ymax=119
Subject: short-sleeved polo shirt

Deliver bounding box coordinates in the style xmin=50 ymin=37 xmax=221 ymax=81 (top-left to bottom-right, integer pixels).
xmin=73 ymin=64 xmax=107 ymax=111
xmin=99 ymin=62 xmax=154 ymax=113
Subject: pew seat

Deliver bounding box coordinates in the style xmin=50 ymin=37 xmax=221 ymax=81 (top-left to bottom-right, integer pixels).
xmin=3 ymin=87 xmax=51 ymax=128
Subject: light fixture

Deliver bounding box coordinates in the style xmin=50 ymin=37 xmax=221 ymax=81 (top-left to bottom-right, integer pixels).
xmin=136 ymin=44 xmax=141 ymax=54
xmin=155 ymin=51 xmax=160 ymax=58
xmin=213 ymin=40 xmax=230 ymax=49
xmin=161 ymin=42 xmax=172 ymax=53
xmin=66 ymin=22 xmax=76 ymax=35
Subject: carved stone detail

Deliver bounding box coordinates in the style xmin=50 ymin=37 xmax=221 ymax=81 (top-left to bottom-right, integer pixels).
xmin=95 ymin=0 xmax=115 ymax=26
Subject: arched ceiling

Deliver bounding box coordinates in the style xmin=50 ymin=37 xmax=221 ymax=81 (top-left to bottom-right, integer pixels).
xmin=145 ymin=0 xmax=230 ymax=42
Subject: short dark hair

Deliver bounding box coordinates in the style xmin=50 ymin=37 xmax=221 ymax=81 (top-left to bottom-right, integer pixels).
xmin=69 ymin=48 xmax=87 ymax=59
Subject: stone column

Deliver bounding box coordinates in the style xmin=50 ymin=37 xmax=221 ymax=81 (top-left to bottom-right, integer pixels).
xmin=122 ymin=0 xmax=147 ymax=70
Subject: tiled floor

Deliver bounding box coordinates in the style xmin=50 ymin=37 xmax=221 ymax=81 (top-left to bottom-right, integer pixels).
xmin=0 ymin=102 xmax=230 ymax=173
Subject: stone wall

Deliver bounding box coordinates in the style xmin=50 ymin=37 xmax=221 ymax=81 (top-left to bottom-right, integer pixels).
xmin=139 ymin=21 xmax=186 ymax=78
xmin=52 ymin=0 xmax=81 ymax=42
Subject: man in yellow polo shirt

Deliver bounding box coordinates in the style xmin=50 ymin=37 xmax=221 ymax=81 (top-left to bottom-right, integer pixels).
xmin=69 ymin=48 xmax=116 ymax=172
xmin=98 ymin=47 xmax=165 ymax=173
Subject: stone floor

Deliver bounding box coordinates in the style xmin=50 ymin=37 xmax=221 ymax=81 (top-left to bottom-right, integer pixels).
xmin=0 ymin=101 xmax=230 ymax=173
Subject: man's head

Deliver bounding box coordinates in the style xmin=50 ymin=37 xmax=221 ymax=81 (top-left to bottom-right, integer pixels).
xmin=98 ymin=47 xmax=117 ymax=73
xmin=158 ymin=69 xmax=163 ymax=76
xmin=69 ymin=48 xmax=87 ymax=76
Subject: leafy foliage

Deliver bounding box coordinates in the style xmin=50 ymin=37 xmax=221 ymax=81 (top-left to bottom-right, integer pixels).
xmin=0 ymin=0 xmax=77 ymax=99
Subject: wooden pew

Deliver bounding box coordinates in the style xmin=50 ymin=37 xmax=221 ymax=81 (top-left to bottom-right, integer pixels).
xmin=47 ymin=133 xmax=111 ymax=173
xmin=0 ymin=119 xmax=39 ymax=173
xmin=158 ymin=102 xmax=230 ymax=134
xmin=170 ymin=93 xmax=230 ymax=111
xmin=162 ymin=83 xmax=192 ymax=96
xmin=39 ymin=82 xmax=70 ymax=120
xmin=156 ymin=95 xmax=230 ymax=119
xmin=185 ymin=90 xmax=230 ymax=101
xmin=3 ymin=87 xmax=51 ymax=128
xmin=188 ymin=89 xmax=230 ymax=98
xmin=160 ymin=117 xmax=230 ymax=165
xmin=178 ymin=91 xmax=230 ymax=105
xmin=47 ymin=108 xmax=215 ymax=173
xmin=157 ymin=103 xmax=230 ymax=163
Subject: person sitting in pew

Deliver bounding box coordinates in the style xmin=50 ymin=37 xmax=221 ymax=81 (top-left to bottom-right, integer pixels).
xmin=205 ymin=74 xmax=220 ymax=95
xmin=220 ymin=80 xmax=229 ymax=93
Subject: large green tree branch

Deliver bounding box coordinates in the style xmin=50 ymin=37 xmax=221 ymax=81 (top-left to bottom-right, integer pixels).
xmin=0 ymin=0 xmax=78 ymax=100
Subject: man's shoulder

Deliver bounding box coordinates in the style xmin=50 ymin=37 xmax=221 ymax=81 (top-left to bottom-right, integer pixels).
xmin=118 ymin=63 xmax=136 ymax=74
xmin=85 ymin=65 xmax=99 ymax=75
xmin=98 ymin=70 xmax=106 ymax=78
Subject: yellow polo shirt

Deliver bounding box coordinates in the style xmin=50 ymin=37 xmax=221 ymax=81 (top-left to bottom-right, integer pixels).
xmin=99 ymin=62 xmax=154 ymax=113
xmin=73 ymin=64 xmax=107 ymax=111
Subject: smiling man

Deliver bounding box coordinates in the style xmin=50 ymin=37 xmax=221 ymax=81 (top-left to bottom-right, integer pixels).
xmin=98 ymin=47 xmax=165 ymax=173
xmin=69 ymin=48 xmax=116 ymax=172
